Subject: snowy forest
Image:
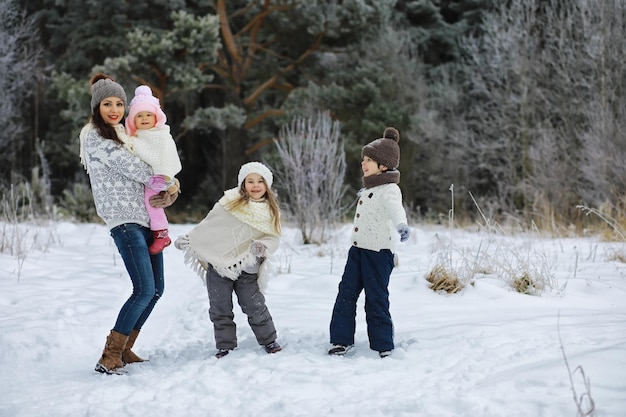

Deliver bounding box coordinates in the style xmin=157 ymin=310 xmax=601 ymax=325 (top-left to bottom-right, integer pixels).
xmin=1 ymin=0 xmax=626 ymax=230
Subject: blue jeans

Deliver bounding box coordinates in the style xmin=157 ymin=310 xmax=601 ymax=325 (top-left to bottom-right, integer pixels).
xmin=110 ymin=223 xmax=164 ymax=335
xmin=330 ymin=246 xmax=395 ymax=351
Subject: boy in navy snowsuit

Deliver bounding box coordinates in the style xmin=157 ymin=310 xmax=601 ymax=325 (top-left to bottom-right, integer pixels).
xmin=328 ymin=127 xmax=410 ymax=358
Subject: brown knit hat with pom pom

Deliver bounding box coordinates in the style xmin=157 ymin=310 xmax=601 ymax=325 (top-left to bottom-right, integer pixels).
xmin=361 ymin=127 xmax=400 ymax=169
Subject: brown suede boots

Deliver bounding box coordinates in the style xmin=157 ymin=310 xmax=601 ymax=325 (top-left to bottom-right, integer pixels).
xmin=122 ymin=329 xmax=146 ymax=364
xmin=95 ymin=330 xmax=128 ymax=374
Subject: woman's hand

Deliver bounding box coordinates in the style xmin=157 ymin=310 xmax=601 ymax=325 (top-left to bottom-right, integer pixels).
xmin=149 ymin=190 xmax=179 ymax=208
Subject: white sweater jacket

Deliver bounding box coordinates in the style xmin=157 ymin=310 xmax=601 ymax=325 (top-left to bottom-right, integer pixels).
xmin=351 ymin=183 xmax=408 ymax=252
xmin=132 ymin=126 xmax=182 ymax=178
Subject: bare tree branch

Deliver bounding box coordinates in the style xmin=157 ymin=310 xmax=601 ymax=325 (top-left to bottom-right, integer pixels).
xmin=273 ymin=111 xmax=347 ymax=244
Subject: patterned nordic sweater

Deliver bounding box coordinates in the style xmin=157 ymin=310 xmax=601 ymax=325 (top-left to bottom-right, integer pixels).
xmin=79 ymin=123 xmax=153 ymax=229
xmin=351 ymin=183 xmax=408 ymax=252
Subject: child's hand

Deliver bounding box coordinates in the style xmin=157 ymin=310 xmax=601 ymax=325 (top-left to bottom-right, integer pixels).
xmin=148 ymin=175 xmax=168 ymax=191
xmin=167 ymin=178 xmax=181 ymax=195
xmin=250 ymin=241 xmax=267 ymax=257
xmin=397 ymin=224 xmax=410 ymax=242
xmin=174 ymin=235 xmax=189 ymax=250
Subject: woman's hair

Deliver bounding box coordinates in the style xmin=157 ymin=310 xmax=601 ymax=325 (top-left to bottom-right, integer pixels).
xmin=91 ymin=110 xmax=124 ymax=145
xmin=225 ymin=183 xmax=282 ymax=235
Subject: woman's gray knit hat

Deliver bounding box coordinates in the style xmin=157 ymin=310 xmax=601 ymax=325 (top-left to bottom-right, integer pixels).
xmin=361 ymin=127 xmax=400 ymax=169
xmin=90 ymin=74 xmax=127 ymax=114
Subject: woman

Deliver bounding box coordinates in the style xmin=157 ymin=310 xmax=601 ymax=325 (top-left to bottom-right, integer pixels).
xmin=79 ymin=73 xmax=180 ymax=374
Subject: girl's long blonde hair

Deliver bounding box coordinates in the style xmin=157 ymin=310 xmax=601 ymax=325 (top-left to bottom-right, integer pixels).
xmin=224 ymin=183 xmax=282 ymax=235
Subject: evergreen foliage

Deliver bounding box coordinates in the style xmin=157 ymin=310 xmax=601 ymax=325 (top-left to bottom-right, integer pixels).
xmin=0 ymin=0 xmax=43 ymax=184
xmin=6 ymin=0 xmax=624 ymax=230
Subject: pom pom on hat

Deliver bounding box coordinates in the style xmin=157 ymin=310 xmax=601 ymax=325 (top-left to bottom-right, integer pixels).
xmin=238 ymin=162 xmax=273 ymax=188
xmin=125 ymin=85 xmax=167 ymax=136
xmin=382 ymin=127 xmax=399 ymax=142
xmin=361 ymin=127 xmax=401 ymax=169
xmin=90 ymin=73 xmax=127 ymax=114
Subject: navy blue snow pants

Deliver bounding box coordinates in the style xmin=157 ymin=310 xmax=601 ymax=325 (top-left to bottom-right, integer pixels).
xmin=329 ymin=246 xmax=395 ymax=352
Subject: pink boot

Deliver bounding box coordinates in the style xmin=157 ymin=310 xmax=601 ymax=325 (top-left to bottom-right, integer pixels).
xmin=149 ymin=229 xmax=171 ymax=255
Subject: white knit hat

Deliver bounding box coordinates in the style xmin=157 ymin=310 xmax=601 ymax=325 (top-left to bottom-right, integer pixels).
xmin=237 ymin=162 xmax=273 ymax=188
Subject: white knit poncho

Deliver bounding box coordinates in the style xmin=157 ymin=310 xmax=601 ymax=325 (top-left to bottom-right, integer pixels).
xmin=176 ymin=188 xmax=280 ymax=293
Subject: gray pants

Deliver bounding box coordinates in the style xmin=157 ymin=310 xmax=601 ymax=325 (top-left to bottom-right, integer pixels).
xmin=206 ymin=265 xmax=277 ymax=350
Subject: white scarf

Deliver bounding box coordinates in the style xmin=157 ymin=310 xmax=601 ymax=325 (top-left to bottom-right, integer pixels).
xmin=218 ymin=188 xmax=279 ymax=237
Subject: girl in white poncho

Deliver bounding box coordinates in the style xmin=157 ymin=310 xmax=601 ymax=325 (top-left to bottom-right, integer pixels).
xmin=175 ymin=162 xmax=283 ymax=358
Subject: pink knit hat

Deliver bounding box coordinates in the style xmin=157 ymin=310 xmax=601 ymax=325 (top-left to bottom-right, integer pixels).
xmin=125 ymin=85 xmax=167 ymax=136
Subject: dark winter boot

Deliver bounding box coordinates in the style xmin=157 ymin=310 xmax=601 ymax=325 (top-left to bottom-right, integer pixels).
xmin=121 ymin=329 xmax=146 ymax=364
xmin=148 ymin=229 xmax=171 ymax=255
xmin=95 ymin=330 xmax=128 ymax=374
xmin=264 ymin=341 xmax=282 ymax=354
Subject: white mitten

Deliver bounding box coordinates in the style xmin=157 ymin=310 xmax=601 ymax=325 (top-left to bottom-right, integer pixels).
xmin=397 ymin=224 xmax=410 ymax=242
xmin=250 ymin=241 xmax=267 ymax=257
xmin=174 ymin=235 xmax=190 ymax=250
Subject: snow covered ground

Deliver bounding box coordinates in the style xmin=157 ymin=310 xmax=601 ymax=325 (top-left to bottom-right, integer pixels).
xmin=1 ymin=221 xmax=624 ymax=417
